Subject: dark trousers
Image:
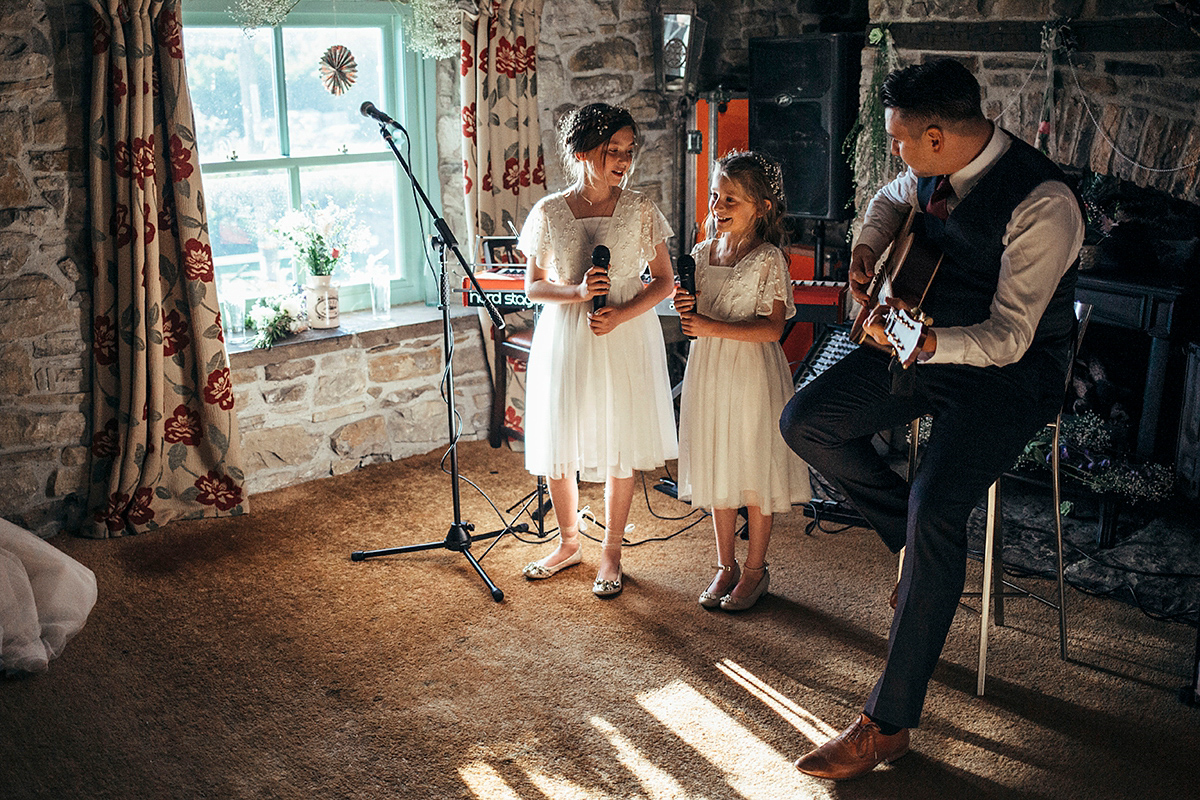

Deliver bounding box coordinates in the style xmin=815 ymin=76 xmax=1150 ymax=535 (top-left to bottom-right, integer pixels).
xmin=779 ymin=345 xmax=1063 ymax=728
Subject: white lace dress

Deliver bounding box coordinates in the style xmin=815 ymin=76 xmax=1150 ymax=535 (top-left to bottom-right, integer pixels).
xmin=518 ymin=190 xmax=678 ymax=482
xmin=677 ymin=241 xmax=812 ymax=512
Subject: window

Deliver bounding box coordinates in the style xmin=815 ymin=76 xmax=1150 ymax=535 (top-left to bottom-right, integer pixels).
xmin=181 ymin=1 xmax=439 ymax=314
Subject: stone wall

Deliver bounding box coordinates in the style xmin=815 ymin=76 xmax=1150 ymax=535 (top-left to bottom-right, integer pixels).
xmin=0 ymin=0 xmax=93 ymax=537
xmin=436 ymin=0 xmax=832 ymax=251
xmin=229 ymin=311 xmax=491 ymax=495
xmin=865 ymin=0 xmax=1200 ymax=206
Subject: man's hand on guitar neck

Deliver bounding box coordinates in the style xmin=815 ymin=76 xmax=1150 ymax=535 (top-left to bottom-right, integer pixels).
xmin=848 ymin=244 xmax=879 ymax=307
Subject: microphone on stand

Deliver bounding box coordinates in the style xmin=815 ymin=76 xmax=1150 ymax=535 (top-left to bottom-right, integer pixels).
xmin=591 ymin=245 xmax=610 ymax=312
xmin=677 ymin=253 xmax=696 ymax=339
xmin=360 ymin=101 xmax=405 ymax=131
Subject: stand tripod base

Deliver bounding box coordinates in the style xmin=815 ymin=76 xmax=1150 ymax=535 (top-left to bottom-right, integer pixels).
xmin=352 ymin=521 xmax=527 ymax=602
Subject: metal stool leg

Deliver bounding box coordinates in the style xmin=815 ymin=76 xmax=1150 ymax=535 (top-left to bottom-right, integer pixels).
xmin=978 ymin=479 xmax=1001 ymax=696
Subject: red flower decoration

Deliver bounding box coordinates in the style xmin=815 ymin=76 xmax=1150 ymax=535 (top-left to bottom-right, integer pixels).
xmin=478 ymin=45 xmax=489 ymax=75
xmin=164 ymin=404 xmax=203 ymax=446
xmin=517 ymin=37 xmax=535 ymax=73
xmin=463 ymin=159 xmax=472 ymax=195
xmin=126 ymin=487 xmax=155 ymax=526
xmin=460 ymin=40 xmax=472 ymax=77
xmin=504 ymin=406 xmax=523 ymax=436
xmin=93 ymin=15 xmax=110 ymax=55
xmin=93 ymin=315 xmax=117 ymax=366
xmin=503 ymin=157 xmax=521 ymax=194
xmin=96 ymin=492 xmax=130 ymax=532
xmin=532 ymin=154 xmax=546 ymax=188
xmin=158 ymin=195 xmax=176 ymax=234
xmin=132 ymin=135 xmax=156 ymax=190
xmin=203 ymin=366 xmax=235 ymax=411
xmin=159 ymin=7 xmax=184 ymax=60
xmin=91 ymin=418 xmax=120 ymax=458
xmin=161 ymin=308 xmax=190 ymax=357
xmin=114 ymin=140 xmax=131 ymax=179
xmin=169 ymin=135 xmax=194 ymax=181
xmin=495 ymin=37 xmax=517 ymax=79
xmin=111 ymin=65 xmax=127 ymax=103
xmin=195 ymin=470 xmax=243 ymax=512
xmin=110 ymin=202 xmax=132 ymax=248
xmin=519 ymin=157 xmax=531 ymax=188
xmin=461 ymin=102 xmax=476 ymax=142
xmin=481 ymin=158 xmax=493 ymax=193
xmin=183 ymin=239 xmax=214 ymax=282
xmin=143 ymin=202 xmax=156 ymax=245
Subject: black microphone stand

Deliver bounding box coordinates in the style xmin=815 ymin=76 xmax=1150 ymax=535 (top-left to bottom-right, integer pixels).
xmin=351 ymin=120 xmax=523 ymax=602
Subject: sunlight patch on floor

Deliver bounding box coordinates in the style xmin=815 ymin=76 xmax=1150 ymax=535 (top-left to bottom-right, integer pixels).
xmin=637 ymin=680 xmax=835 ymax=799
xmin=459 ymin=761 xmax=524 ymax=800
xmin=590 ymin=715 xmax=701 ymax=800
xmin=716 ymin=659 xmax=839 ymax=747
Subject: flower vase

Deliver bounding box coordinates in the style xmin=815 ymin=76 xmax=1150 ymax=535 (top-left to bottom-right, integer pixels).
xmin=306 ymin=275 xmax=339 ymax=329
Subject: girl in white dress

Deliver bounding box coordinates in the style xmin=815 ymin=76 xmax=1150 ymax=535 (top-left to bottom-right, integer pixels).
xmin=674 ymin=151 xmax=811 ymax=611
xmin=518 ymin=104 xmax=678 ymax=597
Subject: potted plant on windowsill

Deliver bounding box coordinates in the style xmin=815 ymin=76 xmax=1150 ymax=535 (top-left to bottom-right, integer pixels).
xmin=274 ymin=200 xmax=371 ymax=329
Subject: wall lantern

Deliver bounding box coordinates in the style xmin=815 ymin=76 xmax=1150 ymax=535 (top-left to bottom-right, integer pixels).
xmin=654 ymin=2 xmax=706 ymax=95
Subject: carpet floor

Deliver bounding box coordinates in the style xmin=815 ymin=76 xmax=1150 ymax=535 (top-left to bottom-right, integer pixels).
xmin=2 ymin=440 xmax=1198 ymax=799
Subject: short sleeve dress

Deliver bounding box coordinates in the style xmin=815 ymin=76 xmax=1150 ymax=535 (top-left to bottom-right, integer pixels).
xmin=677 ymin=240 xmax=812 ymax=512
xmin=518 ymin=189 xmax=678 ymax=482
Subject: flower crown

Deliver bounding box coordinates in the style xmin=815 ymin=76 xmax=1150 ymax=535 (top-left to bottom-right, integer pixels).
xmin=570 ymin=103 xmax=630 ymax=142
xmin=746 ymin=151 xmax=785 ymax=203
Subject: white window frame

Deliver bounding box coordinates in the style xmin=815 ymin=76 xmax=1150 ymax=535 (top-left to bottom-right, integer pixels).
xmin=180 ymin=0 xmax=441 ymax=311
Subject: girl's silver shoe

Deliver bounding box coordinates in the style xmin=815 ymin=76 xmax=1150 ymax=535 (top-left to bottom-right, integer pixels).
xmin=699 ymin=560 xmax=738 ymax=608
xmin=720 ymin=564 xmax=769 ymax=612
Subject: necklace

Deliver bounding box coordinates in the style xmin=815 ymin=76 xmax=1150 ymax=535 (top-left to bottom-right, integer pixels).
xmin=576 ymin=184 xmax=613 ymax=209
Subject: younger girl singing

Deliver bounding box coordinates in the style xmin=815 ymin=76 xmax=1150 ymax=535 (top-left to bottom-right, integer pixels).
xmin=518 ymin=103 xmax=677 ymax=597
xmin=675 ymin=150 xmax=811 ymax=611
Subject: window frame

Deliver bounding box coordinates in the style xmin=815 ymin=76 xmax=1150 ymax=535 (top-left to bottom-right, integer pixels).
xmin=180 ymin=0 xmax=442 ymax=311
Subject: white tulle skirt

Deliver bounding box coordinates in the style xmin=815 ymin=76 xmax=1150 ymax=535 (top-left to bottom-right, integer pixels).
xmin=524 ymin=302 xmax=677 ymax=483
xmin=0 ymin=518 xmax=97 ymax=674
xmin=678 ymin=337 xmax=811 ymax=513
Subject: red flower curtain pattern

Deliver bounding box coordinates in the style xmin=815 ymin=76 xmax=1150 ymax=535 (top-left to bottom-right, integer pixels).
xmin=459 ymin=0 xmax=547 ymax=258
xmin=87 ymin=0 xmax=248 ymax=537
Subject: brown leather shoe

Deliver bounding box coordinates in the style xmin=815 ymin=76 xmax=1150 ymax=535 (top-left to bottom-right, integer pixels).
xmin=794 ymin=713 xmax=910 ymax=780
xmin=889 ymin=581 xmax=899 ymax=610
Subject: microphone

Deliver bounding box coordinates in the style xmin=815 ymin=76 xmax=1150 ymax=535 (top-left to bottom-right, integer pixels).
xmin=677 ymin=253 xmax=696 ymax=340
xmin=360 ymin=101 xmax=404 ymax=131
xmin=591 ymin=245 xmax=610 ymax=312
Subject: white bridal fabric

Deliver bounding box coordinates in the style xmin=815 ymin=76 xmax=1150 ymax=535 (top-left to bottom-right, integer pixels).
xmin=677 ymin=241 xmax=812 ymax=513
xmin=519 ymin=190 xmax=678 ymax=482
xmin=0 ymin=518 xmax=97 ymax=674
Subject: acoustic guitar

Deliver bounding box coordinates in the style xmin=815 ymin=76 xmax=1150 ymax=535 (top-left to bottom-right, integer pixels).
xmin=849 ymin=207 xmax=945 ymax=368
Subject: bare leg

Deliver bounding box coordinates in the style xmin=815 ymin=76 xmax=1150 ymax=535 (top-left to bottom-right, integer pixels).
xmin=702 ymin=508 xmax=742 ymax=598
xmin=728 ymin=506 xmax=772 ymax=601
xmin=596 ymin=474 xmax=635 ymax=584
xmin=527 ymin=474 xmax=581 ymax=571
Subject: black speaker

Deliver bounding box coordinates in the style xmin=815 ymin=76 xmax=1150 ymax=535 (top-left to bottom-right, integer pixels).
xmin=749 ymin=34 xmax=863 ymax=221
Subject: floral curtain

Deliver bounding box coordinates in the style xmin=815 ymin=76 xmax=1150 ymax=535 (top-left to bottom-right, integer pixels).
xmin=459 ymin=0 xmax=547 ymax=257
xmin=86 ymin=0 xmax=248 ymax=538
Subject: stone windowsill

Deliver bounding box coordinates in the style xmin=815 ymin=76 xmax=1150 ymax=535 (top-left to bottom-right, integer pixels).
xmin=226 ymin=303 xmax=483 ymax=368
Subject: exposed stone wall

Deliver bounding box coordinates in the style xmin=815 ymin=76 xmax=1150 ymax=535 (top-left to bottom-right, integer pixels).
xmin=866 ymin=0 xmax=1200 ymax=205
xmin=229 ymin=312 xmax=491 ymax=495
xmin=0 ymin=0 xmax=93 ymax=537
xmin=436 ymin=1 xmax=827 ymax=250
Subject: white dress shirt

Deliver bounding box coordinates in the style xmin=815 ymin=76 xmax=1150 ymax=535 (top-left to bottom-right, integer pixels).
xmin=855 ymin=126 xmax=1084 ymax=368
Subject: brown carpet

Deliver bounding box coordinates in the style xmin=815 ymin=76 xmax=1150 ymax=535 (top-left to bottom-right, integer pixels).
xmin=2 ymin=440 xmax=1197 ymax=799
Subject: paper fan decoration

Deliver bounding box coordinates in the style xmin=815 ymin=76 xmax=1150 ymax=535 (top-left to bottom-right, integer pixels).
xmin=319 ymin=45 xmax=357 ymax=96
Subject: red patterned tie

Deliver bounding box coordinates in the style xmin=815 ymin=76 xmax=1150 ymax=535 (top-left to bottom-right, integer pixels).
xmin=926 ymin=175 xmax=953 ymax=220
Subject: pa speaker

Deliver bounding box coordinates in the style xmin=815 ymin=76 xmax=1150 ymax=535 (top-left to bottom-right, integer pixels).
xmin=749 ymin=33 xmax=863 ymax=221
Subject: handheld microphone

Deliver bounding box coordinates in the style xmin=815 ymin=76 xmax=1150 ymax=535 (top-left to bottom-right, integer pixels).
xmin=360 ymin=101 xmax=404 ymax=131
xmin=591 ymin=245 xmax=610 ymax=312
xmin=677 ymin=253 xmax=696 ymax=339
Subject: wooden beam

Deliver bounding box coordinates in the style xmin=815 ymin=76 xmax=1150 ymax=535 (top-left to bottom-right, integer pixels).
xmin=886 ymin=18 xmax=1200 ymax=53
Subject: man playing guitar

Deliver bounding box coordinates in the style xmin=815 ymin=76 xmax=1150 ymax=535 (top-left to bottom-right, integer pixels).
xmin=780 ymin=58 xmax=1084 ymax=780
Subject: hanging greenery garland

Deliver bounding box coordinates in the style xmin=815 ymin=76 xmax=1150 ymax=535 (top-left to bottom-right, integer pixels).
xmin=843 ymin=26 xmax=903 ymax=230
